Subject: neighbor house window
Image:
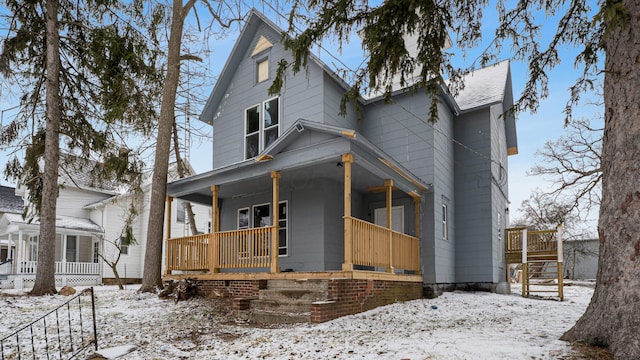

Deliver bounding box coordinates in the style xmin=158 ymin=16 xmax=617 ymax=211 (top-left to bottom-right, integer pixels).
xmin=244 ymin=97 xmax=280 ymax=159
xmin=93 ymin=241 xmax=100 ymax=263
xmin=176 ymin=200 xmax=185 ymax=223
xmin=29 ymin=236 xmax=38 ymax=261
xmin=66 ymin=235 xmax=78 ymax=262
xmin=120 ymin=236 xmax=130 ymax=255
xmin=256 ymin=58 xmax=269 ymax=83
xmin=442 ymin=203 xmax=448 ymax=240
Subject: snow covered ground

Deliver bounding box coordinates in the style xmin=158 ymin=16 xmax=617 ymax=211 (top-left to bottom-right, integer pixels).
xmin=1 ymin=282 xmax=596 ymax=359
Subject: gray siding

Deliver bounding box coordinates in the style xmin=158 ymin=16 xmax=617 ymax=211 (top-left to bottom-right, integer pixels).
xmin=322 ymin=72 xmax=359 ymax=129
xmin=489 ymin=104 xmax=510 ymax=282
xmin=360 ymin=93 xmax=435 ymax=184
xmin=454 ymin=108 xmax=494 ymax=283
xmin=211 ymin=23 xmax=328 ymax=169
xmin=431 ymin=101 xmax=456 ymax=283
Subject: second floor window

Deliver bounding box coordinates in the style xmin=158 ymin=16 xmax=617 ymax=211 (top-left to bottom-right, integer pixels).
xmin=245 ymin=97 xmax=280 ymax=159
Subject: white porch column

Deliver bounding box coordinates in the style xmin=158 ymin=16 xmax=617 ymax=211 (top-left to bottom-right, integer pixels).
xmin=17 ymin=231 xmax=23 ymax=274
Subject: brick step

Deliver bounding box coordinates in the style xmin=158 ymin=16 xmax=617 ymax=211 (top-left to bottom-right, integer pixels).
xmin=251 ymin=309 xmax=310 ymax=324
xmin=258 ymin=289 xmax=327 ymax=302
xmin=267 ymin=279 xmax=328 ymax=291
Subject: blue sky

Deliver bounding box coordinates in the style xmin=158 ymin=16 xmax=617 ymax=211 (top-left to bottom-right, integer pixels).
xmin=0 ymin=2 xmax=602 ymax=232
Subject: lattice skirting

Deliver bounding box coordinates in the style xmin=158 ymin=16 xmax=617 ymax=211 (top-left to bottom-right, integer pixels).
xmin=2 ymin=274 xmax=101 ymax=289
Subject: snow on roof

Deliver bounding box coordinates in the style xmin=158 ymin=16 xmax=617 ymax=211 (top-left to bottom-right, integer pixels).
xmin=453 ymin=60 xmax=510 ymax=111
xmin=0 ymin=185 xmax=23 ymax=214
xmin=3 ymin=213 xmax=104 ymax=233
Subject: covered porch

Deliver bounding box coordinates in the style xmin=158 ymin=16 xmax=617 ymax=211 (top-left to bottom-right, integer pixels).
xmin=0 ymin=213 xmax=103 ymax=289
xmin=165 ymin=121 xmax=429 ymax=283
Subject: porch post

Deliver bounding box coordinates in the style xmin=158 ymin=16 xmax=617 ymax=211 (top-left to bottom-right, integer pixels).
xmin=413 ymin=196 xmax=422 ymax=275
xmin=270 ymin=172 xmax=281 ymax=273
xmin=61 ymin=234 xmax=67 ymax=276
xmin=385 ymin=179 xmax=394 ymax=273
xmin=18 ymin=231 xmax=23 ymax=274
xmin=342 ymin=153 xmax=354 ymax=271
xmin=164 ymin=196 xmax=173 ymax=276
xmin=210 ymin=186 xmax=220 ymax=273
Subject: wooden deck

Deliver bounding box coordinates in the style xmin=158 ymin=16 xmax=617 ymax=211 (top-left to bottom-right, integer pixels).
xmin=164 ymin=269 xmax=423 ymax=282
xmin=505 ymin=226 xmax=564 ymax=300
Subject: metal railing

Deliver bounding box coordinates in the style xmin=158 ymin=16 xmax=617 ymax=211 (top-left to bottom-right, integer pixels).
xmin=0 ymin=287 xmax=98 ymax=360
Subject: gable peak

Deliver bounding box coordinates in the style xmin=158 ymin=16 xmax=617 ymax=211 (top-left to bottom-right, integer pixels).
xmin=251 ymin=35 xmax=273 ymax=57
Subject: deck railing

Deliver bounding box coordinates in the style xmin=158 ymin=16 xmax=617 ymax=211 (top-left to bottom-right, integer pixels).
xmin=505 ymin=228 xmax=559 ymax=253
xmin=166 ymin=234 xmax=210 ymax=271
xmin=347 ymin=216 xmax=420 ymax=272
xmin=214 ymin=227 xmax=273 ymax=269
xmin=17 ymin=261 xmax=100 ymax=275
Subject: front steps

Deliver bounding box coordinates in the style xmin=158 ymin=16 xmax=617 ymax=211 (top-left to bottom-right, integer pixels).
xmin=236 ymin=279 xmax=329 ymax=324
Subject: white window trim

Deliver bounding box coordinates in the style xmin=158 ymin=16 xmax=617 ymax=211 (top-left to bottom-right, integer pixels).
xmin=243 ymin=97 xmax=281 ymax=159
xmin=243 ymin=104 xmax=261 ymax=160
xmin=442 ymin=203 xmax=448 ymax=240
xmin=252 ymin=202 xmax=271 ymax=227
xmin=278 ymin=200 xmax=288 ymax=257
xmin=261 ymin=96 xmax=280 ymax=151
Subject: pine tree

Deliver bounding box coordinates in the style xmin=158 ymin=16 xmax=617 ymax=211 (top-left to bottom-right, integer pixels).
xmin=0 ymin=0 xmax=163 ymax=295
xmin=275 ymin=0 xmax=638 ymax=357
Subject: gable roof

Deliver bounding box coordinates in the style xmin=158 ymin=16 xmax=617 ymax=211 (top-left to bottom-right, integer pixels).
xmin=0 ymin=185 xmax=23 ymax=214
xmin=199 ymin=9 xmax=352 ymax=125
xmin=453 ymin=60 xmax=511 ymax=112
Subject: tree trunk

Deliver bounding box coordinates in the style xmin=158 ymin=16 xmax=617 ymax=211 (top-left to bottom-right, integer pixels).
xmin=139 ymin=0 xmax=193 ymax=293
xmin=30 ymin=0 xmax=61 ymax=296
xmin=172 ymin=121 xmax=199 ymax=235
xmin=561 ymin=1 xmax=640 ymax=357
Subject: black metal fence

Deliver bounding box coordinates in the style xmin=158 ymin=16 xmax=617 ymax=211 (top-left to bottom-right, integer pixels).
xmin=0 ymin=287 xmax=98 ymax=360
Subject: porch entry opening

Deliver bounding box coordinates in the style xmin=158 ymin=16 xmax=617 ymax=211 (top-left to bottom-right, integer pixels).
xmin=238 ymin=201 xmax=288 ymax=256
xmin=374 ymin=206 xmax=404 ymax=233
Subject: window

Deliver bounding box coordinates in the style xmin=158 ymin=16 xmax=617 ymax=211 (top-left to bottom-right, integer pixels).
xmin=120 ymin=236 xmax=130 ymax=255
xmin=66 ymin=235 xmax=77 ymax=262
xmin=176 ymin=200 xmax=185 ymax=223
xmin=93 ymin=241 xmax=100 ymax=263
xmin=238 ymin=208 xmax=249 ymax=229
xmin=278 ymin=201 xmax=288 ymax=256
xmin=29 ymin=236 xmax=38 ymax=261
xmin=256 ymin=58 xmax=269 ymax=83
xmin=442 ymin=203 xmax=448 ymax=240
xmin=253 ymin=203 xmax=271 ymax=227
xmin=244 ymin=97 xmax=280 ymax=159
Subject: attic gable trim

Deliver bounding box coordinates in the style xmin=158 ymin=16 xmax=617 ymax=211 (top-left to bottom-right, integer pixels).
xmin=251 ymin=35 xmax=273 ymax=57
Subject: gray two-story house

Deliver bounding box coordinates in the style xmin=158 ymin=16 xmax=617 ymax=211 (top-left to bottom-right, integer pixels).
xmin=164 ymin=10 xmax=517 ymax=321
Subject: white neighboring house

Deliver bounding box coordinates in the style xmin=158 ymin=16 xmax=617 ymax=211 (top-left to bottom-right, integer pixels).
xmin=0 ymin=162 xmax=210 ymax=289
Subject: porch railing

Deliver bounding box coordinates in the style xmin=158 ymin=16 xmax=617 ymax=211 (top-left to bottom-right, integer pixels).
xmin=215 ymin=227 xmax=272 ymax=269
xmin=347 ymin=216 xmax=420 ymax=272
xmin=166 ymin=227 xmax=274 ymax=272
xmin=17 ymin=261 xmax=100 ymax=275
xmin=166 ymin=233 xmax=210 ymax=271
xmin=505 ymin=228 xmax=559 ymax=253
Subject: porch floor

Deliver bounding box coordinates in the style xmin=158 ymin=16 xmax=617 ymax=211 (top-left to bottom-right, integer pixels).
xmin=164 ymin=270 xmax=422 ymax=283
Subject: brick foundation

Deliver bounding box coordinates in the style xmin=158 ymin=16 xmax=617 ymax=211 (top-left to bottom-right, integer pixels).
xmin=196 ymin=279 xmax=264 ymax=299
xmin=195 ymin=278 xmax=422 ymax=323
xmin=311 ymin=279 xmax=422 ymax=323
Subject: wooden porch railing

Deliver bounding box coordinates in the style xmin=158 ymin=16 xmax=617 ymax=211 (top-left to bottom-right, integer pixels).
xmin=505 ymin=228 xmax=559 ymax=253
xmin=214 ymin=227 xmax=273 ymax=269
xmin=347 ymin=216 xmax=420 ymax=272
xmin=166 ymin=234 xmax=210 ymax=271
